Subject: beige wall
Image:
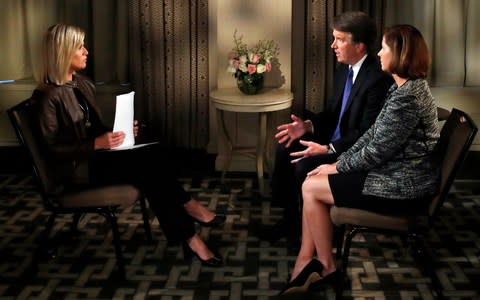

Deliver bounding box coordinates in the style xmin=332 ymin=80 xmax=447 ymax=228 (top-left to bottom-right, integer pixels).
xmin=0 ymin=82 xmax=36 ymax=146
xmin=212 ymin=0 xmax=292 ymax=90
xmin=208 ymin=0 xmax=292 ymax=171
xmin=432 ymin=87 xmax=480 ymax=151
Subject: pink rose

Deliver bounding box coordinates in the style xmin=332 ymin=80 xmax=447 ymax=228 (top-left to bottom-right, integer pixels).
xmin=247 ymin=64 xmax=257 ymax=74
xmin=265 ymin=63 xmax=272 ymax=72
xmin=251 ymin=54 xmax=261 ymax=63
xmin=228 ymin=51 xmax=238 ymax=59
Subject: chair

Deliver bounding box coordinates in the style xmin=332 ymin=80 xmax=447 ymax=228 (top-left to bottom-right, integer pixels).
xmin=8 ymin=97 xmax=153 ymax=279
xmin=437 ymin=106 xmax=451 ymax=121
xmin=330 ymin=108 xmax=478 ymax=295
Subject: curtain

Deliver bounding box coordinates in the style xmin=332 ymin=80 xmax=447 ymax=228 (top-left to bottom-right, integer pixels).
xmin=0 ymin=0 xmax=128 ymax=84
xmin=127 ymin=0 xmax=209 ymax=149
xmin=384 ymin=0 xmax=480 ymax=87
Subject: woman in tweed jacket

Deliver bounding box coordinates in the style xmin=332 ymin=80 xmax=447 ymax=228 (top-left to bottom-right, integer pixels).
xmin=280 ymin=24 xmax=440 ymax=295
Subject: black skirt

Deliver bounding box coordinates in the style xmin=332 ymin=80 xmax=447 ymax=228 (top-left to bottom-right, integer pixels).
xmin=328 ymin=171 xmax=430 ymax=216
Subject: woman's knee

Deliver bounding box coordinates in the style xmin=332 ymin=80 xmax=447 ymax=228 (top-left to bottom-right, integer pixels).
xmin=301 ymin=176 xmax=318 ymax=199
xmin=302 ymin=175 xmax=332 ymax=203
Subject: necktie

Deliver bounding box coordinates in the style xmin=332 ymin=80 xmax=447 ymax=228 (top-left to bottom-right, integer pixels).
xmin=331 ymin=67 xmax=353 ymax=141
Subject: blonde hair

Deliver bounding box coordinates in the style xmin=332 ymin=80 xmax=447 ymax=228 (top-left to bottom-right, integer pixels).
xmin=38 ymin=24 xmax=85 ymax=85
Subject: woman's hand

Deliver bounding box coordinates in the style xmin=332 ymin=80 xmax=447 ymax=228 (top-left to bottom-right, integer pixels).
xmin=94 ymin=131 xmax=125 ymax=149
xmin=290 ymin=140 xmax=329 ymax=163
xmin=133 ymin=120 xmax=139 ymax=137
xmin=306 ymin=162 xmax=338 ymax=177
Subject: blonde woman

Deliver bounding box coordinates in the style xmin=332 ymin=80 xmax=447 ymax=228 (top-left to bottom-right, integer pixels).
xmin=33 ymin=24 xmax=225 ymax=266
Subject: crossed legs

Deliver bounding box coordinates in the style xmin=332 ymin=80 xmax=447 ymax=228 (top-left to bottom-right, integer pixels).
xmin=290 ymin=174 xmax=337 ymax=281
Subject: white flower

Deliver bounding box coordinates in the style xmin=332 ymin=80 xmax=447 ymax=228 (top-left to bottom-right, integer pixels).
xmin=239 ymin=55 xmax=248 ymax=64
xmin=238 ymin=63 xmax=248 ymax=73
xmin=227 ymin=30 xmax=279 ymax=78
xmin=227 ymin=65 xmax=237 ymax=73
xmin=256 ymin=64 xmax=266 ymax=74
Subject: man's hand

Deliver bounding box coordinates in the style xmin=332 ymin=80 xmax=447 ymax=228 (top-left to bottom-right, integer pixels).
xmin=290 ymin=140 xmax=329 ymax=163
xmin=94 ymin=131 xmax=126 ymax=149
xmin=274 ymin=114 xmax=312 ymax=148
xmin=306 ymin=162 xmax=338 ymax=177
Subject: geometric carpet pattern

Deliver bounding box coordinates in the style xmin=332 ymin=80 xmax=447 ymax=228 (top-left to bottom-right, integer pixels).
xmin=0 ymin=173 xmax=479 ymax=300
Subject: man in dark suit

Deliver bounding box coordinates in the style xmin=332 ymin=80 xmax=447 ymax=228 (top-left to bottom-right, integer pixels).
xmin=256 ymin=11 xmax=393 ymax=248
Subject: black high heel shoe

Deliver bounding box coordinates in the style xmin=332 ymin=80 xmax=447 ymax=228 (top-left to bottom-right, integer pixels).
xmin=279 ymin=259 xmax=323 ymax=295
xmin=308 ymin=269 xmax=342 ymax=292
xmin=182 ymin=242 xmax=223 ymax=267
xmin=191 ymin=214 xmax=226 ymax=227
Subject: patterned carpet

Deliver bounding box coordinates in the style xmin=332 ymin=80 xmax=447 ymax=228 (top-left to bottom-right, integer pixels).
xmin=0 ymin=173 xmax=479 ymax=300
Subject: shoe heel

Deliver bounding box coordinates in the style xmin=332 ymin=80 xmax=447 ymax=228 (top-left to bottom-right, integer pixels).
xmin=279 ymin=259 xmax=324 ymax=295
xmin=182 ymin=241 xmax=222 ymax=267
xmin=281 ymin=272 xmax=322 ymax=295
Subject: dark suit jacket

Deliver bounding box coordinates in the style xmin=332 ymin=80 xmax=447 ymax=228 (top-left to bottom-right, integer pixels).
xmin=311 ymin=54 xmax=393 ymax=154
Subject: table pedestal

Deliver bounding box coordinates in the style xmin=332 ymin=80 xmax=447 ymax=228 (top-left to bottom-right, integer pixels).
xmin=210 ymin=88 xmax=293 ymax=195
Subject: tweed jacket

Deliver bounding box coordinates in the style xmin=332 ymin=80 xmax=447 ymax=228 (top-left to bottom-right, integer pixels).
xmin=336 ymin=79 xmax=440 ymax=199
xmin=311 ymin=54 xmax=393 ymax=154
xmin=32 ymin=74 xmax=109 ymax=189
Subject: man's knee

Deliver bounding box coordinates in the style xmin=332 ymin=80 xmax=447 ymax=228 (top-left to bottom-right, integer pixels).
xmin=275 ymin=142 xmax=291 ymax=160
xmin=294 ymin=160 xmax=311 ymax=183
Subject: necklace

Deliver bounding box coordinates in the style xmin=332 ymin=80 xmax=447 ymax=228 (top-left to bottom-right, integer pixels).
xmin=73 ymin=88 xmax=91 ymax=128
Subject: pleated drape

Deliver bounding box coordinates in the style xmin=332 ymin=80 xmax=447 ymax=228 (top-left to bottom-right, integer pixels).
xmin=127 ymin=0 xmax=209 ymax=149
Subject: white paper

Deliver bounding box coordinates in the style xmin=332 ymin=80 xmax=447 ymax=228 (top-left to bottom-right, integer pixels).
xmin=103 ymin=141 xmax=160 ymax=152
xmin=112 ymin=91 xmax=135 ymax=149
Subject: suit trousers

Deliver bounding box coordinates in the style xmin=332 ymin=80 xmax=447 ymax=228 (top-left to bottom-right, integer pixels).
xmin=270 ymin=137 xmax=338 ymax=229
xmin=89 ymin=143 xmax=195 ymax=245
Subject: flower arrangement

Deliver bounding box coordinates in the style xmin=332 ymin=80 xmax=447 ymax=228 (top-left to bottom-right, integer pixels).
xmin=227 ymin=30 xmax=280 ymax=78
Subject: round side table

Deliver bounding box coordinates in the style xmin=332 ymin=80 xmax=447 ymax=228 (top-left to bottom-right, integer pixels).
xmin=210 ymin=87 xmax=293 ymax=195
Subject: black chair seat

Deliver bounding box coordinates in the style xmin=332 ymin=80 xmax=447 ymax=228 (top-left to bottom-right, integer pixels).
xmin=331 ymin=207 xmax=410 ymax=232
xmin=58 ymin=185 xmax=140 ymax=208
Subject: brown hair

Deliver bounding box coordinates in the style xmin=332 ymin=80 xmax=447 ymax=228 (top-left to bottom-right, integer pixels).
xmin=332 ymin=11 xmax=377 ymax=54
xmin=383 ymin=24 xmax=430 ymax=79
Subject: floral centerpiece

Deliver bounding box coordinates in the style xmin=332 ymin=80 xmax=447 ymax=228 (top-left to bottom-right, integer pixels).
xmin=227 ymin=30 xmax=279 ymax=95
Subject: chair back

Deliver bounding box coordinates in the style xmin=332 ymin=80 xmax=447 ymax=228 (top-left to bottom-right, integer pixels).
xmin=428 ymin=108 xmax=477 ymax=220
xmin=8 ymin=97 xmax=59 ymax=209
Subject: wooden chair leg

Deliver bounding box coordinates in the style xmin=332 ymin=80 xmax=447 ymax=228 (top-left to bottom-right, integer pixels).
xmin=70 ymin=212 xmax=82 ymax=235
xmin=331 ymin=225 xmax=355 ymax=299
xmin=335 ymin=224 xmax=346 ymax=261
xmin=139 ymin=197 xmax=153 ymax=243
xmin=409 ymin=233 xmax=446 ymax=299
xmin=103 ymin=210 xmax=126 ymax=280
xmin=37 ymin=213 xmax=58 ymax=259
xmin=341 ymin=231 xmax=353 ymax=275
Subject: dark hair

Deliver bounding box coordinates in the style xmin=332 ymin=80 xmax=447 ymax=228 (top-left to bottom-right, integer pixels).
xmin=383 ymin=24 xmax=430 ymax=79
xmin=333 ymin=11 xmax=377 ymax=53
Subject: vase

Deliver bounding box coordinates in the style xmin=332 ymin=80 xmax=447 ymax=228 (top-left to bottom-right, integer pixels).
xmin=236 ymin=73 xmax=264 ymax=95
